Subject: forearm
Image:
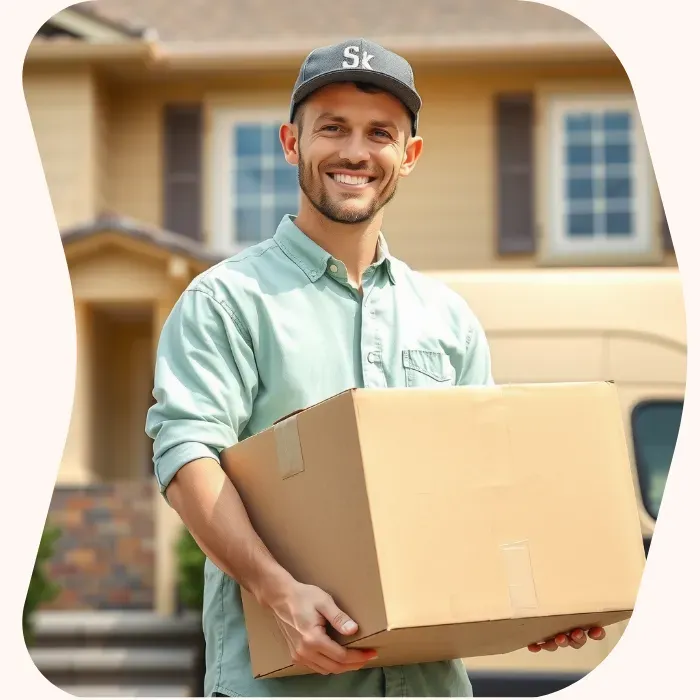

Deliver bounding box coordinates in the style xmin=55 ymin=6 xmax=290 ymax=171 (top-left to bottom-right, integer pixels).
xmin=166 ymin=457 xmax=295 ymax=606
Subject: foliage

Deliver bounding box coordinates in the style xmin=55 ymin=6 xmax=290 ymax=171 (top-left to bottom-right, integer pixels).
xmin=23 ymin=523 xmax=62 ymax=647
xmin=175 ymin=527 xmax=207 ymax=696
xmin=176 ymin=526 xmax=206 ymax=611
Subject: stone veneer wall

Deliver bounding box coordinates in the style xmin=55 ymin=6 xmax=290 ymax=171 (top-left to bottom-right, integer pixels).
xmin=43 ymin=480 xmax=155 ymax=610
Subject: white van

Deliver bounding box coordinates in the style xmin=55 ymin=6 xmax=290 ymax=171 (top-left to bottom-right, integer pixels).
xmin=426 ymin=267 xmax=686 ymax=697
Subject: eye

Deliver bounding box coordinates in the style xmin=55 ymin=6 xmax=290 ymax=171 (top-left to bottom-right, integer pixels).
xmin=320 ymin=124 xmax=342 ymax=133
xmin=372 ymin=129 xmax=393 ymax=140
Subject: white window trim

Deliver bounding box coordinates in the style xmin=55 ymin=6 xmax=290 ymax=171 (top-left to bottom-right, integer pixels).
xmin=210 ymin=107 xmax=296 ymax=255
xmin=543 ymin=93 xmax=654 ymax=262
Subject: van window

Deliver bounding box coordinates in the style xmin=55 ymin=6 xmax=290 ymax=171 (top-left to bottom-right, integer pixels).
xmin=631 ymin=400 xmax=683 ymax=520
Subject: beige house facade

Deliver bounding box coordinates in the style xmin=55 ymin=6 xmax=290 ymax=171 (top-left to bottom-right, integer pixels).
xmin=24 ymin=1 xmax=676 ymax=618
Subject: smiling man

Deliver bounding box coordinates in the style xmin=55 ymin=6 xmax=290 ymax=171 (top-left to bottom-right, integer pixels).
xmin=291 ymin=88 xmax=413 ymax=228
xmin=146 ymin=38 xmax=605 ymax=698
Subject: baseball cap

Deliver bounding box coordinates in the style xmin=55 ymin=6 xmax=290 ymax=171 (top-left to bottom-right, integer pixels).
xmin=290 ymin=38 xmax=422 ymax=136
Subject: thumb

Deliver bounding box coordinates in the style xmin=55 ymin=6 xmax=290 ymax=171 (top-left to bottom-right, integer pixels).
xmin=318 ymin=595 xmax=358 ymax=636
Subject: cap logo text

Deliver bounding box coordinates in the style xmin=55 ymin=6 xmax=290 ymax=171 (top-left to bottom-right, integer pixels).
xmin=342 ymin=46 xmax=374 ymax=70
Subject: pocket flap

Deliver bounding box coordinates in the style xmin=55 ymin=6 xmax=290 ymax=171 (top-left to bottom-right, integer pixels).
xmin=402 ymin=349 xmax=454 ymax=382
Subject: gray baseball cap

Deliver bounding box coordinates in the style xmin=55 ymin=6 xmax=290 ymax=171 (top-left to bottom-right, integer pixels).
xmin=290 ymin=38 xmax=422 ymax=135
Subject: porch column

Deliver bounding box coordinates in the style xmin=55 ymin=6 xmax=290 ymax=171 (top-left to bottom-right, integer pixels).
xmin=59 ymin=300 xmax=93 ymax=485
xmin=152 ymin=291 xmax=188 ymax=616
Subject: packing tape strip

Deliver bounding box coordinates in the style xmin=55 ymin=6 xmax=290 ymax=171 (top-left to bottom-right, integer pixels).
xmin=274 ymin=415 xmax=305 ymax=479
xmin=500 ymin=540 xmax=539 ymax=617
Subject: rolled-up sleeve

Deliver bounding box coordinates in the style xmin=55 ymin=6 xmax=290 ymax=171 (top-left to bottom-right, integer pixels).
xmin=145 ymin=285 xmax=258 ymax=498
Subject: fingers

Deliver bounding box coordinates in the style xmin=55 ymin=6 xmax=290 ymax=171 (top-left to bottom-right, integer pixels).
xmin=554 ymin=634 xmax=569 ymax=649
xmin=303 ymin=649 xmax=376 ymax=676
xmin=306 ymin=593 xmax=378 ymax=673
xmin=527 ymin=638 xmax=559 ymax=652
xmin=527 ymin=627 xmax=606 ymax=653
xmin=298 ymin=656 xmax=332 ymax=676
xmin=295 ymin=647 xmax=377 ymax=675
xmin=294 ymin=650 xmax=368 ymax=676
xmin=276 ymin=584 xmax=378 ymax=675
xmin=313 ymin=629 xmax=377 ymax=666
xmin=293 ymin=626 xmax=378 ymax=675
xmin=568 ymin=629 xmax=587 ymax=650
xmin=316 ymin=596 xmax=359 ymax=636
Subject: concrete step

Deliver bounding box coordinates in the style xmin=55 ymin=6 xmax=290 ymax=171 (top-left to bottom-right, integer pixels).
xmin=32 ymin=610 xmax=201 ymax=648
xmin=57 ymin=685 xmax=191 ymax=697
xmin=31 ymin=646 xmax=197 ymax=687
xmin=30 ymin=610 xmax=203 ymax=694
xmin=31 ymin=646 xmax=197 ymax=673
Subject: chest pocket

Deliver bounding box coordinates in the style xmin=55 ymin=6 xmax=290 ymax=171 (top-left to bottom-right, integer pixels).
xmin=402 ymin=349 xmax=456 ymax=388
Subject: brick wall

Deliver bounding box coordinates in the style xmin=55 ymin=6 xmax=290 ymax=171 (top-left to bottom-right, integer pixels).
xmin=44 ymin=480 xmax=155 ymax=610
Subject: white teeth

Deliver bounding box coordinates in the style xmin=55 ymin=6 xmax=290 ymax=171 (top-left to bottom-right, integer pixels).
xmin=333 ymin=173 xmax=370 ymax=185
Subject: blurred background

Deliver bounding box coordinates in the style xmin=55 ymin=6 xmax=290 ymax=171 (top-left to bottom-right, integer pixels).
xmin=22 ymin=1 xmax=684 ymax=697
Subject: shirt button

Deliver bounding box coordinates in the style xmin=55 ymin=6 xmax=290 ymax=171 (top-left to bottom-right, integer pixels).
xmin=329 ymin=264 xmax=338 ymax=273
xmin=368 ymin=351 xmax=380 ymax=363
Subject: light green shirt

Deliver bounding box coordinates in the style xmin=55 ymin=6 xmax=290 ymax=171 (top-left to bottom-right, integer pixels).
xmin=146 ymin=215 xmax=494 ymax=697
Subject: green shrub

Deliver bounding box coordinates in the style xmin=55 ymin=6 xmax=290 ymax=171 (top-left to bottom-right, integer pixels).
xmin=176 ymin=527 xmax=207 ymax=696
xmin=23 ymin=523 xmax=62 ymax=647
xmin=176 ymin=527 xmax=206 ymax=611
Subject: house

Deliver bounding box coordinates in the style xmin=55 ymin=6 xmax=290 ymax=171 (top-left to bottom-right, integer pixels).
xmin=24 ymin=0 xmax=674 ymax=618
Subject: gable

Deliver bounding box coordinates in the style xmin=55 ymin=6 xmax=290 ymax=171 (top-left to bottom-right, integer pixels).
xmin=35 ymin=5 xmax=144 ymax=43
xmin=68 ymin=244 xmax=171 ymax=302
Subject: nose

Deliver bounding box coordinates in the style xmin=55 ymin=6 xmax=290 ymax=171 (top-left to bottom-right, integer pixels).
xmin=338 ymin=129 xmax=371 ymax=164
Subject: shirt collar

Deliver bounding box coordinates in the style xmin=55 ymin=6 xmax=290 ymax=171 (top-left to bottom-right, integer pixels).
xmin=273 ymin=215 xmax=397 ymax=285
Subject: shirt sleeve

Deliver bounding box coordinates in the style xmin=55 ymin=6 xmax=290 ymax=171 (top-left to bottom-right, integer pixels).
xmin=145 ymin=285 xmax=258 ymax=500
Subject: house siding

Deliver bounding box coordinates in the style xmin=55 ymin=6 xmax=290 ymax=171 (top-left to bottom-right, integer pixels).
xmin=94 ymin=79 xmax=111 ymax=213
xmin=23 ymin=67 xmax=100 ymax=228
xmin=105 ymin=89 xmax=163 ymax=226
xmin=99 ymin=62 xmax=676 ymax=270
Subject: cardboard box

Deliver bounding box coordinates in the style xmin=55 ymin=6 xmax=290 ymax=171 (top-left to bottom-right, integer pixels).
xmin=220 ymin=382 xmax=646 ymax=679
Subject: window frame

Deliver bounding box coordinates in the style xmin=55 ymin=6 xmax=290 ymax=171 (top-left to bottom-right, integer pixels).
xmin=630 ymin=398 xmax=684 ymax=522
xmin=542 ymin=92 xmax=655 ymax=262
xmin=210 ymin=106 xmax=299 ymax=253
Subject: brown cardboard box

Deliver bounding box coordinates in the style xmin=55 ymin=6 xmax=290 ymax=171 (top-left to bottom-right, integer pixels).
xmin=220 ymin=381 xmax=646 ymax=679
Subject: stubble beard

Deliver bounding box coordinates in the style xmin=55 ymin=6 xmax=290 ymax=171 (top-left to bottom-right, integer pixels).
xmin=296 ymin=152 xmax=399 ymax=225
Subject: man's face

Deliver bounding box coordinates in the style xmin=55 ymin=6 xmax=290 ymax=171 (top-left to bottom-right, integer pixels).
xmin=286 ymin=83 xmax=422 ymax=225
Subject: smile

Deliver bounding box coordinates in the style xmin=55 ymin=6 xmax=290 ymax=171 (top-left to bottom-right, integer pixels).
xmin=327 ymin=172 xmax=376 ymax=187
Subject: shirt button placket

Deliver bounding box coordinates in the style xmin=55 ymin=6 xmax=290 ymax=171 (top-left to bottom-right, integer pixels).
xmin=361 ymin=285 xmax=386 ymax=388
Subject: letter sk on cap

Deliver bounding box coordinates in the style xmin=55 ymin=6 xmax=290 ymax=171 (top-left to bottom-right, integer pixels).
xmin=290 ymin=38 xmax=422 ymax=135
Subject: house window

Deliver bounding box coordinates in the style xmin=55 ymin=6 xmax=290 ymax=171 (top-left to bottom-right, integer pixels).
xmin=211 ymin=110 xmax=300 ymax=250
xmin=546 ymin=94 xmax=653 ymax=259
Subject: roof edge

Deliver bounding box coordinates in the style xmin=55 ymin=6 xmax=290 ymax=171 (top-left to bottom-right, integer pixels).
xmin=151 ymin=30 xmax=613 ymax=68
xmin=24 ymin=38 xmax=156 ymax=64
xmin=24 ymin=28 xmax=616 ymax=70
xmin=61 ymin=214 xmax=224 ymax=266
xmin=49 ymin=5 xmax=149 ymax=41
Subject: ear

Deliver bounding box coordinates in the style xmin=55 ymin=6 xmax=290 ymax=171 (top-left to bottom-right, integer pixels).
xmin=279 ymin=123 xmax=299 ymax=166
xmin=399 ymin=135 xmax=424 ymax=177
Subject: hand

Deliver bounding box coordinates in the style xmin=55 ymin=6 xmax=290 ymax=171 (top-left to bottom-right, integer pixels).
xmin=528 ymin=626 xmax=606 ymax=653
xmin=267 ymin=579 xmax=378 ymax=675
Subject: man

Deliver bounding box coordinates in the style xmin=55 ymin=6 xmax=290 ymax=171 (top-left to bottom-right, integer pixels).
xmin=146 ymin=38 xmax=605 ymax=698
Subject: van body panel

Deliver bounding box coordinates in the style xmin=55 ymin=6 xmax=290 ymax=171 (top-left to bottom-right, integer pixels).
xmin=424 ymin=268 xmax=685 ymax=690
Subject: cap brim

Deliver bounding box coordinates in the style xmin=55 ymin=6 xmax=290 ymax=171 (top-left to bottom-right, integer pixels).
xmin=291 ymin=69 xmax=421 ymax=129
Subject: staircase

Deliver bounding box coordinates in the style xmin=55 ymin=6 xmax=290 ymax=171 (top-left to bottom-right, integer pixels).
xmin=29 ymin=610 xmax=203 ymax=697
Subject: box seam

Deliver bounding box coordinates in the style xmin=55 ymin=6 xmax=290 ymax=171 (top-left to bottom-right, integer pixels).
xmin=351 ymin=391 xmax=391 ymax=634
